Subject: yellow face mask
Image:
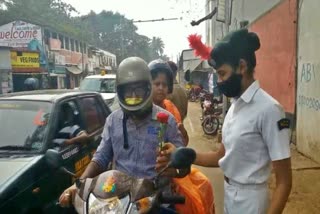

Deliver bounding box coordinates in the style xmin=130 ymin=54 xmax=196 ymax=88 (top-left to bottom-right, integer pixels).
xmin=125 ymin=97 xmax=143 ymax=105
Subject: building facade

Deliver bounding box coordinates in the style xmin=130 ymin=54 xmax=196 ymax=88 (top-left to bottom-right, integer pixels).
xmin=296 ymin=0 xmax=320 ymax=163
xmin=0 ymin=20 xmax=116 ymax=92
xmin=205 ymin=0 xmax=320 ymax=163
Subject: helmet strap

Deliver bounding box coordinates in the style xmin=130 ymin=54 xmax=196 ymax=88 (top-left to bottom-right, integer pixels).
xmin=123 ymin=113 xmax=129 ymax=149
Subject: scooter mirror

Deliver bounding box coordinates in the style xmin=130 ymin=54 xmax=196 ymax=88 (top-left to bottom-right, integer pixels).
xmin=169 ymin=147 xmax=196 ymax=169
xmin=45 ymin=149 xmax=63 ymax=169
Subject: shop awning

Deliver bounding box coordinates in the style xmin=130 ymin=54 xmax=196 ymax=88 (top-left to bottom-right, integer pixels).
xmin=183 ymin=59 xmax=202 ymax=73
xmin=66 ymin=66 xmax=82 ymax=75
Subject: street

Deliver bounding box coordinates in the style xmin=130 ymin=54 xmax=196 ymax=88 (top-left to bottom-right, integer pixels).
xmin=184 ymin=101 xmax=224 ymax=214
xmin=184 ymin=101 xmax=320 ymax=214
xmin=1 ymin=0 xmax=320 ymax=213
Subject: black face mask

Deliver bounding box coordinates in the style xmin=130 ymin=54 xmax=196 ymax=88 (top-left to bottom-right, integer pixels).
xmin=217 ymin=73 xmax=242 ymax=98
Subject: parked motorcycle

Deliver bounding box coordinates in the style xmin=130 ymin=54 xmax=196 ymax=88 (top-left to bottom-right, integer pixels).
xmin=199 ymin=90 xmax=208 ymax=107
xmin=45 ymin=147 xmax=196 ymax=214
xmin=188 ymin=86 xmax=203 ymax=102
xmin=202 ymin=113 xmax=220 ymax=135
xmin=200 ymin=91 xmax=212 ymax=118
xmin=201 ymin=95 xmax=222 ymax=135
xmin=187 ymin=88 xmax=197 ymax=102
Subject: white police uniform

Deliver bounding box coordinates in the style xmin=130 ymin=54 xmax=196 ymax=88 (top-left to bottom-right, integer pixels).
xmin=219 ymin=81 xmax=291 ymax=214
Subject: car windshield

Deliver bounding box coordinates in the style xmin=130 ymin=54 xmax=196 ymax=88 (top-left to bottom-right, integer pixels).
xmin=0 ymin=100 xmax=52 ymax=152
xmin=80 ymin=78 xmax=116 ymax=93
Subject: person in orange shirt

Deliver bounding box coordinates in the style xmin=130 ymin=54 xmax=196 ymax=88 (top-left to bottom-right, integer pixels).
xmin=166 ymin=61 xmax=188 ymax=121
xmin=150 ymin=60 xmax=215 ymax=214
xmin=148 ymin=59 xmax=189 ymax=146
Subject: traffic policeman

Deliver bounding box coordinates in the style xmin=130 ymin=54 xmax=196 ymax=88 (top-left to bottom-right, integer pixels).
xmin=162 ymin=29 xmax=292 ymax=214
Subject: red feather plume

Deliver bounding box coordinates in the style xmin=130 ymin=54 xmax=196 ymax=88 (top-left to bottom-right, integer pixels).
xmin=188 ymin=34 xmax=212 ymax=60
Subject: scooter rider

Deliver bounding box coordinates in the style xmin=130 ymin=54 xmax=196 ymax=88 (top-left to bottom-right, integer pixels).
xmin=59 ymin=57 xmax=187 ymax=207
xmin=24 ymin=77 xmax=39 ymax=91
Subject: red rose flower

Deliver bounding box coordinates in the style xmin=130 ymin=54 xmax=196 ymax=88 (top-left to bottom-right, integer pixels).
xmin=157 ymin=112 xmax=169 ymax=124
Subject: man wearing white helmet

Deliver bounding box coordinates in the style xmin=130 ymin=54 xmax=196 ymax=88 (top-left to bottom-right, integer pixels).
xmin=59 ymin=57 xmax=186 ymax=207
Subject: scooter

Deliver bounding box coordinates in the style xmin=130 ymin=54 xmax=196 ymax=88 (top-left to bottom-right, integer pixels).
xmin=45 ymin=147 xmax=196 ymax=214
xmin=201 ymin=97 xmax=222 ymax=135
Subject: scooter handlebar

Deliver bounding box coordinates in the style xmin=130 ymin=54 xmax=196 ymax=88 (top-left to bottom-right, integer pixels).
xmin=160 ymin=195 xmax=185 ymax=204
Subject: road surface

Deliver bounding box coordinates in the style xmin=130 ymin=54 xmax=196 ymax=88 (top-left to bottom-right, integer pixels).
xmin=184 ymin=101 xmax=224 ymax=214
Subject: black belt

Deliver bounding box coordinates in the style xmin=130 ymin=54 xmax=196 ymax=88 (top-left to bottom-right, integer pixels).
xmin=224 ymin=176 xmax=267 ymax=189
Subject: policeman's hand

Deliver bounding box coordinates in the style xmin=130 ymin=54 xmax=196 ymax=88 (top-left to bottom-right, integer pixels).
xmin=155 ymin=143 xmax=177 ymax=172
xmin=58 ymin=184 xmax=77 ymax=207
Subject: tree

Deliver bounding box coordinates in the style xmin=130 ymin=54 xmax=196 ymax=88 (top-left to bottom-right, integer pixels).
xmin=81 ymin=11 xmax=165 ymax=63
xmin=0 ymin=1 xmax=167 ymax=63
xmin=50 ymin=0 xmax=78 ymax=17
xmin=150 ymin=37 xmax=165 ymax=57
xmin=149 ymin=36 xmax=168 ymax=61
xmin=82 ymin=11 xmax=140 ymax=62
xmin=0 ymin=0 xmax=87 ymax=40
xmin=0 ymin=0 xmax=8 ymax=8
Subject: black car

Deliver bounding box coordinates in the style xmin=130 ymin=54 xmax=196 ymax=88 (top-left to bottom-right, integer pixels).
xmin=0 ymin=90 xmax=111 ymax=213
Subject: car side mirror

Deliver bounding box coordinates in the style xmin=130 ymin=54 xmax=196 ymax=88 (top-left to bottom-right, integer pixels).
xmin=58 ymin=125 xmax=81 ymax=139
xmin=45 ymin=149 xmax=63 ymax=169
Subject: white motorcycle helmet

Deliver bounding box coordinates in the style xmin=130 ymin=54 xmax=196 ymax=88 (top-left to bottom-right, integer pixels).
xmin=116 ymin=57 xmax=153 ymax=117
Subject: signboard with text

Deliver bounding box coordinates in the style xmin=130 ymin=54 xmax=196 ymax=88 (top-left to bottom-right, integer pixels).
xmin=0 ymin=20 xmax=42 ymax=47
xmin=11 ymin=51 xmax=40 ymax=68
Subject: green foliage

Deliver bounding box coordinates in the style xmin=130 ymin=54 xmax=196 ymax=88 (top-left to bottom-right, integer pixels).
xmin=80 ymin=10 xmax=167 ymax=62
xmin=0 ymin=0 xmax=89 ymax=40
xmin=0 ymin=0 xmax=167 ymax=63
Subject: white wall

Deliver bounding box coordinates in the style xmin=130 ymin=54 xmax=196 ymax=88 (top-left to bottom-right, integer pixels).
xmin=230 ymin=0 xmax=282 ymax=31
xmin=296 ymin=0 xmax=320 ymax=163
xmin=0 ymin=49 xmax=11 ymax=69
xmin=206 ymin=0 xmax=283 ymax=46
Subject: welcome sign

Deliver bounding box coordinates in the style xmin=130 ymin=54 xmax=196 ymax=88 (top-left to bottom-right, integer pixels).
xmin=0 ymin=20 xmax=42 ymax=47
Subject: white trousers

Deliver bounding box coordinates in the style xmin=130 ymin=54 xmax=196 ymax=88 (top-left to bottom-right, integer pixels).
xmin=224 ymin=180 xmax=269 ymax=214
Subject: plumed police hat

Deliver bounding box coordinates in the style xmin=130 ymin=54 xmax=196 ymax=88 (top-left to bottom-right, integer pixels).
xmin=209 ymin=28 xmax=261 ymax=69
